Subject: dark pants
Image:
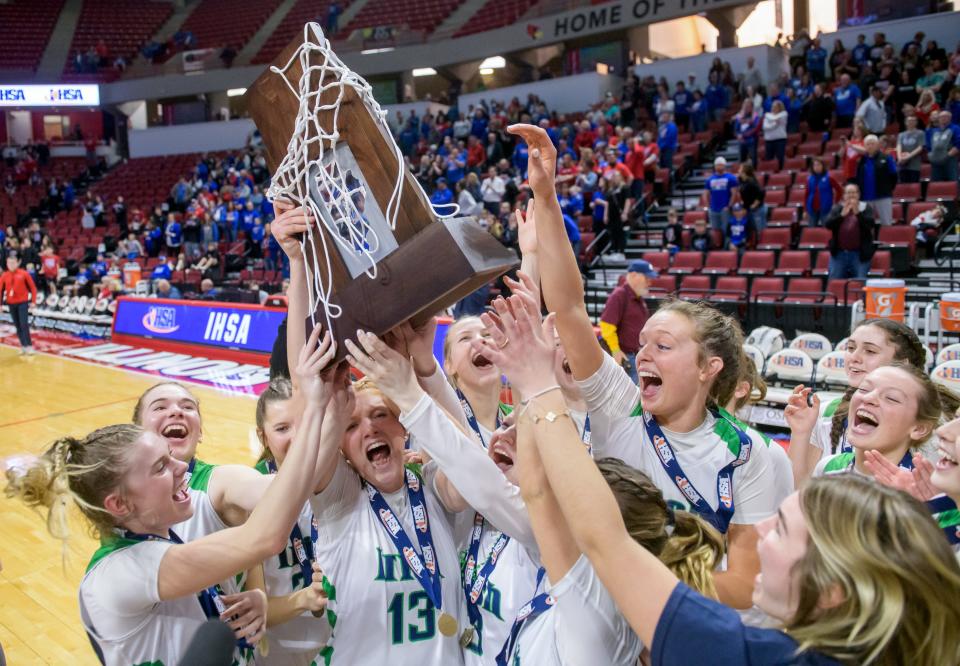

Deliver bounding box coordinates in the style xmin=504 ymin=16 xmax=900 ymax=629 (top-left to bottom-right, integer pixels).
xmin=9 ymin=301 xmax=32 ymax=348
xmin=739 ymin=141 xmax=758 ymax=166
xmin=659 ymin=148 xmax=674 ymax=169
xmin=835 ymin=114 xmax=854 ymax=129
xmin=765 ymin=138 xmax=786 ymax=170
xmin=828 ymin=250 xmax=870 ymax=280
xmin=899 ymin=169 xmax=920 ymax=183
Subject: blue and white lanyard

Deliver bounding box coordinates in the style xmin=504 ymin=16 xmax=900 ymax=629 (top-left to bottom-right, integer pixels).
xmin=581 ymin=414 xmax=592 ymax=456
xmin=365 ymin=468 xmax=445 ymax=614
xmin=184 ymin=457 xmax=196 ymax=484
xmin=495 ymin=568 xmax=554 ymax=666
xmin=642 ymin=408 xmax=753 ymax=535
xmin=838 ymin=418 xmax=851 ymax=454
xmin=462 ymin=513 xmax=511 ymax=633
xmin=455 ymin=388 xmax=505 ymax=448
xmin=119 ymin=528 xmax=253 ymax=649
xmin=265 ymin=460 xmax=318 ymax=588
xmin=926 ymin=495 xmax=960 ymax=546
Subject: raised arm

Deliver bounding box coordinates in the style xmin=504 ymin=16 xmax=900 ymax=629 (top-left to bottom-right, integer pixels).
xmin=158 ymin=327 xmax=343 ymax=600
xmin=477 ymin=291 xmax=675 ymax=648
xmin=270 ymin=200 xmax=310 ymax=389
xmin=784 ymin=385 xmax=823 ymax=486
xmin=507 ymin=124 xmax=604 ymax=380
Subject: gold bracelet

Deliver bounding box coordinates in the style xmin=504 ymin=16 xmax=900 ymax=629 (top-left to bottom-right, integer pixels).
xmin=520 ymin=397 xmax=572 ymax=425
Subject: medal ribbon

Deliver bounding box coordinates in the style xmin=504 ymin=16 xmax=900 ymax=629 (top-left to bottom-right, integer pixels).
xmin=839 ymin=418 xmax=851 ymax=454
xmin=365 ymin=467 xmax=444 ymax=615
xmin=581 ymin=414 xmax=592 ymax=456
xmin=184 ymin=457 xmax=196 ymax=484
xmin=642 ymin=407 xmax=752 ymax=535
xmin=495 ymin=568 xmax=553 ymax=666
xmin=926 ymin=495 xmax=960 ymax=546
xmin=119 ymin=528 xmax=253 ymax=649
xmin=265 ymin=460 xmax=318 ymax=588
xmin=462 ymin=513 xmax=511 ymax=633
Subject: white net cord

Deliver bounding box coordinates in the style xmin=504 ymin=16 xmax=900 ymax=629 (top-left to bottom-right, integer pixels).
xmin=266 ymin=22 xmax=458 ymax=334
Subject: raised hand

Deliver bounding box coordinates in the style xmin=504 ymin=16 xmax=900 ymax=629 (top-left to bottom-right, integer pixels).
xmin=507 ymin=124 xmax=557 ymax=197
xmin=475 ymin=293 xmax=555 ymax=398
xmin=911 ymin=455 xmax=940 ymax=501
xmin=295 ymin=325 xmax=337 ymax=409
xmin=395 ymin=318 xmax=439 ymax=377
xmin=503 ymin=270 xmax=541 ymax=311
xmin=345 ymin=330 xmax=422 ymax=412
xmin=783 ymin=385 xmax=820 ymax=437
xmin=270 ymin=200 xmax=311 ymax=261
xmin=220 ymin=589 xmax=268 ymax=643
xmin=517 ymin=199 xmax=538 ymax=256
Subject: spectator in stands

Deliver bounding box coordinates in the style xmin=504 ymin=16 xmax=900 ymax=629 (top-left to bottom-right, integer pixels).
xmin=855 ymin=134 xmax=898 ymax=226
xmin=806 ymin=37 xmax=828 ymax=83
xmin=430 ymin=177 xmax=453 ymax=207
xmin=81 ymin=207 xmax=95 ymax=230
xmin=826 ymin=183 xmax=876 ymax=280
xmin=466 ymin=135 xmax=485 ymax=173
xmin=220 ymin=45 xmax=237 ymax=68
xmin=480 ymin=166 xmax=506 ymax=215
xmin=150 ymin=256 xmax=175 ymax=282
xmin=916 ymin=60 xmax=947 ymax=98
xmin=657 ymin=111 xmax=678 ymax=169
xmin=762 ymin=100 xmax=789 ymax=170
xmin=834 ymin=74 xmax=862 ymax=128
xmin=199 ymin=278 xmax=220 ymax=300
xmin=911 ymin=203 xmax=946 ymax=257
xmin=805 ymin=84 xmax=835 ymax=133
xmin=112 ymin=196 xmax=127 ymax=235
xmin=705 ymin=156 xmax=738 ymax=232
xmin=38 ymin=246 xmax=61 ymax=295
xmin=841 ymin=119 xmax=868 ymax=182
xmin=576 ymin=158 xmax=599 ymax=205
xmin=688 ymin=217 xmax=711 ymax=252
xmin=725 ymin=203 xmax=753 ymax=253
xmin=154 ymin=279 xmax=181 ymax=300
xmin=558 ymin=181 xmax=583 ymax=219
xmin=661 ymin=207 xmax=682 ymax=254
xmin=739 ymin=56 xmax=763 ymax=97
xmin=805 ymin=156 xmax=842 ymax=226
xmin=456 ymin=180 xmax=483 ymax=217
xmin=673 ymin=81 xmax=692 ymax=131
xmin=915 ymin=89 xmax=941 ymax=128
xmin=164 ymin=213 xmax=182 ymax=255
xmin=737 ymin=162 xmax=765 ymax=233
xmin=927 ymin=110 xmax=960 ymax=182
xmin=599 ymin=258 xmax=656 ymax=383
xmin=856 ymin=86 xmax=888 ymax=135
xmin=597 ymin=171 xmax=629 ymax=262
xmin=689 ymin=90 xmax=708 ymax=133
xmin=763 ymin=82 xmax=789 ymax=114
xmin=327 ymin=1 xmax=342 ymax=35
xmin=193 ymin=242 xmax=220 ymax=278
xmin=733 ymin=99 xmax=760 ymax=165
xmin=118 ymin=232 xmax=143 ymax=260
xmin=897 ymin=113 xmax=926 ymax=183
xmin=705 ymin=71 xmax=728 ymax=122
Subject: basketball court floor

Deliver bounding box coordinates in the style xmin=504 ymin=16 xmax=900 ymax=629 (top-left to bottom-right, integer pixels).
xmin=0 ymin=343 xmax=258 ymax=664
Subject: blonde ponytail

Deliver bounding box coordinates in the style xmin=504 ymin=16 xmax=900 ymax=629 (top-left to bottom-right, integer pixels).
xmin=660 ymin=510 xmax=725 ymax=600
xmin=5 ymin=425 xmax=143 ymax=547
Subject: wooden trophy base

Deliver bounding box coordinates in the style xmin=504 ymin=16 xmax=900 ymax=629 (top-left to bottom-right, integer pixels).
xmin=310 ymin=216 xmax=519 ymax=360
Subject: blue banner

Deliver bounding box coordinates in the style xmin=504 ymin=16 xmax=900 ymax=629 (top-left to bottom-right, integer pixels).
xmin=112 ymin=298 xmax=286 ymax=354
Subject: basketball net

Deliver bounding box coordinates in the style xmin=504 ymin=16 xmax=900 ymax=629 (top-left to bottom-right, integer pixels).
xmin=266 ymin=22 xmax=457 ymax=333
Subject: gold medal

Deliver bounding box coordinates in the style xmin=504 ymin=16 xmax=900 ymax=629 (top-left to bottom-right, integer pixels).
xmin=459 ymin=626 xmax=475 ymax=648
xmin=438 ymin=611 xmax=458 ymax=637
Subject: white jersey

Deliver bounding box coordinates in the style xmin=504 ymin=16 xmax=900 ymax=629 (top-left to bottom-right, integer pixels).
xmin=308 ymin=459 xmax=466 ymax=665
xmin=81 ymin=540 xmax=214 ymax=666
xmin=462 ymin=531 xmax=540 ymax=666
xmin=400 ymin=392 xmax=541 ymax=666
xmin=254 ymin=462 xmax=332 ymax=666
xmin=578 ymin=354 xmax=790 ymax=525
xmin=509 ymin=554 xmax=642 ymax=666
xmin=172 ymin=459 xmax=245 ymax=596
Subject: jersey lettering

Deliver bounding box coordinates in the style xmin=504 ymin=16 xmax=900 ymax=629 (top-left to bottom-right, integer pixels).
xmin=374 ymin=546 xmax=416 ymax=582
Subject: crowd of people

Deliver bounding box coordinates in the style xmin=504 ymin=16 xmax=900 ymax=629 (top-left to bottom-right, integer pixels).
xmin=6 ymin=123 xmax=960 ymax=666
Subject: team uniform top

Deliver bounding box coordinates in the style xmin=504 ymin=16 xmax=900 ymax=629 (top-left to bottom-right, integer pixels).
xmin=308 ymin=457 xmax=465 ymax=665
xmin=253 ymin=460 xmax=333 ymax=666
xmin=508 ymin=554 xmax=642 ymax=666
xmin=651 ymin=583 xmax=840 ymax=665
xmin=399 ymin=385 xmax=541 ymax=666
xmin=577 ymin=354 xmax=789 ymax=524
xmin=79 ymin=468 xmax=252 ymax=666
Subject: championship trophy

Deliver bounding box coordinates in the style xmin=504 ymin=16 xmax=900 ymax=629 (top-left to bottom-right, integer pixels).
xmin=245 ymin=23 xmax=518 ymax=357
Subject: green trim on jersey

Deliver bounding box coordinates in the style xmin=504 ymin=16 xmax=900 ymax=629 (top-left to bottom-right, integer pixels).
xmin=85 ymin=536 xmax=140 ymax=574
xmin=133 ymin=661 xmax=164 ymax=666
xmin=822 ymin=397 xmax=843 ymax=418
xmin=189 ymin=458 xmax=217 ymax=492
xmin=253 ymin=459 xmax=272 ymax=475
xmin=720 ymin=407 xmax=772 ymax=446
xmin=629 ymin=401 xmax=643 ymax=418
xmin=712 ymin=407 xmax=744 ymax=457
xmin=937 ymin=508 xmax=960 ymax=530
xmin=823 ymin=452 xmax=855 ymax=474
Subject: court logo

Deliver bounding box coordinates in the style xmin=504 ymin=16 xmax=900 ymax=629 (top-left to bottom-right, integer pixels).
xmin=142 ymin=306 xmax=180 ymax=334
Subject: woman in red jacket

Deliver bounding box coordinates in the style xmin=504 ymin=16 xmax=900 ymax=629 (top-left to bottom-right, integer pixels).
xmin=0 ymin=252 xmax=37 ymax=354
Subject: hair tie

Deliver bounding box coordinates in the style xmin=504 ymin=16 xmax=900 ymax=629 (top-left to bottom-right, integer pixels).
xmin=665 ymin=507 xmax=676 ymax=536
